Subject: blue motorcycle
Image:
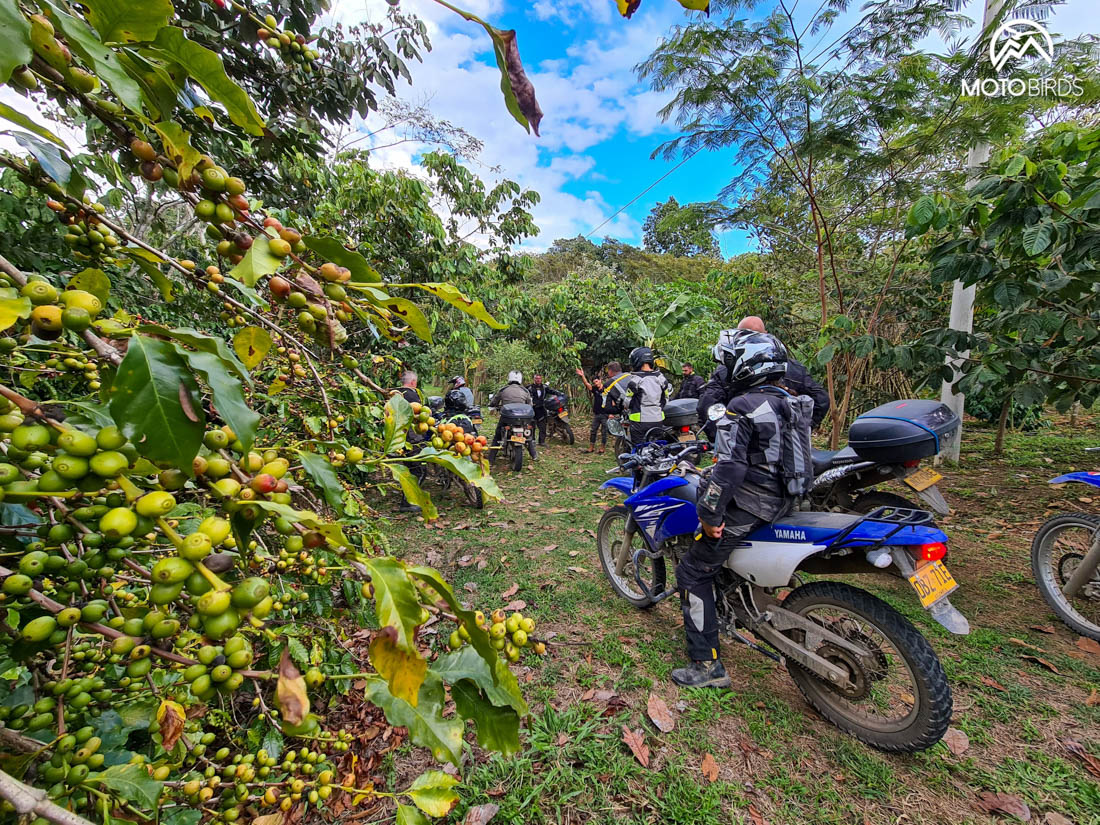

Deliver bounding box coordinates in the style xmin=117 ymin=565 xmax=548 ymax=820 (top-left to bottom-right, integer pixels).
xmin=1032 ymin=449 xmax=1100 ymax=641
xmin=597 ymin=441 xmax=968 ymax=753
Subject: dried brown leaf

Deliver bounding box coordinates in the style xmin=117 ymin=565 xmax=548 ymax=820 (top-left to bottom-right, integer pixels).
xmin=976 ymin=791 xmax=1032 ymax=821
xmin=1076 ymin=636 xmax=1100 ymax=655
xmin=463 ymin=804 xmax=500 ymax=825
xmin=252 ymin=813 xmax=285 ymax=825
xmin=276 ymin=648 xmax=310 ymax=726
xmin=621 ymin=726 xmax=650 ymax=768
xmin=981 ymin=675 xmax=1007 ymax=692
xmin=700 ymin=752 xmax=718 ymax=783
xmin=1029 ymin=624 xmax=1056 ymax=634
xmin=1021 ymin=655 xmax=1061 ymax=674
xmin=156 ymin=700 xmax=187 ymax=752
xmin=647 ymin=693 xmax=676 ymax=733
xmin=501 ymin=583 xmax=519 ymax=599
xmin=504 ymin=599 xmax=527 ymax=611
xmin=748 ymin=803 xmax=766 ymax=825
xmin=942 ymin=727 xmax=969 ymax=756
xmin=1009 ymin=637 xmax=1046 ymax=653
xmin=1042 ymin=813 xmax=1074 ymax=825
xmin=1086 ymin=689 xmax=1100 ymax=707
xmin=541 ymin=544 xmax=559 ymax=552
xmin=1063 ymin=739 xmax=1100 ymax=779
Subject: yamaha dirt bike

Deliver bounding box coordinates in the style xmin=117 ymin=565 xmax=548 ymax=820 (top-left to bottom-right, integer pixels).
xmin=596 ymin=441 xmax=968 ymax=752
xmin=1032 ymin=448 xmax=1100 ymax=640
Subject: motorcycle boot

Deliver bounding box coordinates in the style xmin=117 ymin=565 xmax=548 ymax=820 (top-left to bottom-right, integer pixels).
xmin=671 ymin=659 xmax=731 ymax=689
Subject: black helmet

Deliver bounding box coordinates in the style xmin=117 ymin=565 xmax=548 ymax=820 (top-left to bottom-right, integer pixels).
xmin=629 ymin=346 xmax=656 ymax=371
xmin=444 ymin=389 xmax=469 ymax=412
xmin=714 ymin=331 xmax=788 ymax=391
xmin=448 ymin=376 xmax=467 ymax=388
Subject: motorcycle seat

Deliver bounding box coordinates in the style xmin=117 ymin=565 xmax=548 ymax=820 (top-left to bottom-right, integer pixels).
xmin=811 ymin=445 xmax=860 ymax=475
xmin=757 ymin=511 xmax=862 ymax=543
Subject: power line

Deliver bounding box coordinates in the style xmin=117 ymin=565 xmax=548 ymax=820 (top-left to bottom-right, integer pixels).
xmin=583 ymin=145 xmax=705 ymax=239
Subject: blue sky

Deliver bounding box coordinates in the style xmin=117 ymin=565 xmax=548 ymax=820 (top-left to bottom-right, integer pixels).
xmin=334 ymin=0 xmax=1096 ymax=256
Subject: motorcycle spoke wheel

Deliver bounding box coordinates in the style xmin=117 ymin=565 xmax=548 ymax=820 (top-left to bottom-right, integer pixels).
xmin=597 ymin=506 xmax=665 ymax=608
xmin=1031 ymin=514 xmax=1100 ymax=640
xmin=781 ymin=581 xmax=950 ymax=752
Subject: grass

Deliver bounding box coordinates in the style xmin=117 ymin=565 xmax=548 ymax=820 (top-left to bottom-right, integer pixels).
xmin=379 ymin=413 xmax=1100 ymax=825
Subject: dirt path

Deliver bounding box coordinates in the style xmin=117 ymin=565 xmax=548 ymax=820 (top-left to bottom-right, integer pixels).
xmin=383 ymin=421 xmax=1100 ymax=825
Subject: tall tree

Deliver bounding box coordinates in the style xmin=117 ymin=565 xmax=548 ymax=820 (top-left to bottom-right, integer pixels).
xmin=642 ymin=196 xmax=721 ymax=257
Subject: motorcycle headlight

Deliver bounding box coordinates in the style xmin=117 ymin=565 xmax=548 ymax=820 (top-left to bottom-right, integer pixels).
xmin=707 ymin=403 xmax=726 ymax=422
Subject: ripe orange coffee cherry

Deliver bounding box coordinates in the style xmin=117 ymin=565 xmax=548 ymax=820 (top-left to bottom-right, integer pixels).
xmin=130 ymin=139 xmax=157 ymax=162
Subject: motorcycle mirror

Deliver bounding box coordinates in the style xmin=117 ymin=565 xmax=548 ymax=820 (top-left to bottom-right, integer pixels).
xmin=707 ymin=403 xmax=726 ymax=422
xmin=606 ymin=418 xmax=625 ymax=437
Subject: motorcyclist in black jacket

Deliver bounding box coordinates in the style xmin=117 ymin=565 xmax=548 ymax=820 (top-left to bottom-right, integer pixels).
xmin=673 ymin=330 xmax=814 ymax=688
xmin=699 ymin=317 xmax=829 ymax=438
xmin=674 ymin=363 xmax=705 ymax=400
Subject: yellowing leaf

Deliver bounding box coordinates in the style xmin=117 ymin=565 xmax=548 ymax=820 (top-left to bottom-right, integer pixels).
xmin=404 ymin=770 xmax=460 ymax=817
xmin=232 ymin=325 xmax=272 ymax=370
xmin=0 ymin=287 xmax=32 ymax=332
xmin=275 ymin=649 xmax=310 ymax=726
xmin=369 ymin=633 xmax=427 ymax=708
xmin=156 ymin=699 xmax=186 ymax=751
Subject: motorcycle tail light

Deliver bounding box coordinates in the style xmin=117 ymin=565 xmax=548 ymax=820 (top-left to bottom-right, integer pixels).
xmin=917 ymin=542 xmax=947 ymax=562
xmin=903 ymin=459 xmax=921 ymax=468
xmin=680 ymin=425 xmax=691 ymax=432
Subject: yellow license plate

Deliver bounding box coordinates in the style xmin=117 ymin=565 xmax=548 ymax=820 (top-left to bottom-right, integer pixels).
xmin=908 ymin=560 xmax=957 ymax=608
xmin=904 ymin=467 xmax=943 ymax=492
xmin=559 ymin=413 xmax=569 ymax=421
xmin=678 ymin=432 xmax=695 ymax=443
xmin=472 ymin=417 xmax=483 ymax=425
xmin=509 ymin=435 xmax=526 ymax=443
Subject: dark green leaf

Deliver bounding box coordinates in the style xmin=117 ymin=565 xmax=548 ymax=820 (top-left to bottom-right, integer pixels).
xmin=248 ymin=499 xmax=349 ymax=548
xmin=0 ymin=103 xmax=63 ymax=146
xmin=298 ymin=451 xmax=344 ymax=512
xmin=907 ymin=195 xmax=935 ymax=229
xmin=431 ymin=647 xmax=527 ymax=716
xmin=173 ymin=346 xmax=260 ymax=454
xmin=1021 ymin=221 xmax=1053 ymax=256
xmin=452 ymin=681 xmax=521 ymax=755
xmin=86 ymin=763 xmax=162 ymax=807
xmin=162 ymin=808 xmax=201 ymax=825
xmin=418 ymin=448 xmax=502 ymax=500
xmin=83 ymin=0 xmax=173 ymax=43
xmin=151 ymin=27 xmax=265 ymax=135
xmin=108 ymin=334 xmax=205 ymax=475
xmin=303 ymin=236 xmax=382 ymax=283
xmin=137 ymin=325 xmax=250 ymax=384
xmin=816 ymin=343 xmax=836 ymax=366
xmin=406 ymin=565 xmax=501 ymax=679
xmin=364 ymin=672 xmax=463 ymax=766
xmin=0 ymin=0 xmax=32 ymax=84
xmin=364 ymin=556 xmax=425 ymax=653
xmin=45 ymin=1 xmax=145 ymax=113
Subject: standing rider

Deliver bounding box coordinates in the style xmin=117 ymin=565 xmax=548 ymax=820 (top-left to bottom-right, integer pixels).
xmin=576 ymin=367 xmax=612 ymax=454
xmin=672 ymin=331 xmax=814 ymax=688
xmin=447 ymin=376 xmax=475 ymax=409
xmin=674 ymin=362 xmax=705 ymax=400
xmin=528 ymin=374 xmax=550 ymax=446
xmin=490 ymin=371 xmax=534 ymax=455
xmin=624 ymin=347 xmax=670 ymax=447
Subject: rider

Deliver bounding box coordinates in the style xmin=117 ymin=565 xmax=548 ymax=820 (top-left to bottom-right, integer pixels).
xmin=490 ymin=371 xmax=534 ymax=454
xmin=443 ymin=388 xmax=477 ymax=434
xmin=528 ymin=374 xmax=550 ymax=446
xmin=624 ymin=347 xmax=670 ymax=447
xmin=447 ymin=376 xmax=475 ymax=409
xmin=674 ymin=362 xmax=705 ymax=400
xmin=672 ymin=330 xmax=813 ymax=688
xmin=699 ymin=317 xmax=830 ymax=436
xmin=576 ymin=367 xmax=612 ymax=454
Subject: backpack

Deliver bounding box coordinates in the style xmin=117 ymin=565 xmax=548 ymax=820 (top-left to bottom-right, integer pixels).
xmin=777 ymin=392 xmax=815 ymax=498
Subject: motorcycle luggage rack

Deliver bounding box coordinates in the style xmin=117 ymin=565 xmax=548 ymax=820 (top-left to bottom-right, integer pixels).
xmin=823 ymin=505 xmax=934 ymax=553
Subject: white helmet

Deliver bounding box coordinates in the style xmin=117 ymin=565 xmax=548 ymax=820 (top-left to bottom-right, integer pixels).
xmin=714 ymin=330 xmax=788 ymax=391
xmin=507 ymin=371 xmax=522 ymax=384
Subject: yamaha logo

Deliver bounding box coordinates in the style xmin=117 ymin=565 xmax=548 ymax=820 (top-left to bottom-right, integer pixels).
xmin=989 ymin=19 xmax=1054 ymax=71
xmin=774 ymin=529 xmax=806 ymax=541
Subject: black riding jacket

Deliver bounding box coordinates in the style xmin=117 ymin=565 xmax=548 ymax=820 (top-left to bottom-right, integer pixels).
xmin=699 ymin=357 xmax=829 ymax=430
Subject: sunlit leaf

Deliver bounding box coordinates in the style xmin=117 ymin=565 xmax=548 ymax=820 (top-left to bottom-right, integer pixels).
xmin=232 ymin=326 xmax=271 ymax=369
xmin=84 ymin=0 xmax=173 ymax=42
xmin=302 ymin=236 xmax=381 ymax=283
xmin=152 ymin=121 xmax=202 ymax=183
xmin=387 ymin=463 xmax=438 ymax=520
xmin=0 ymin=288 xmax=32 ymax=332
xmin=396 ymin=283 xmax=507 ymax=329
xmin=67 ymin=268 xmax=111 ymax=304
xmin=369 ymin=632 xmax=427 ymax=707
xmin=404 ymin=770 xmax=459 ymax=817
xmin=0 ymin=0 xmax=33 ymax=85
xmin=363 ymin=557 xmax=425 ymax=654
xmin=229 ymin=235 xmax=283 ymax=287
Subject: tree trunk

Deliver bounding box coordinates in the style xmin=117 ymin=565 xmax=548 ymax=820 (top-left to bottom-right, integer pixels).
xmin=993 ymin=397 xmax=1011 ymax=457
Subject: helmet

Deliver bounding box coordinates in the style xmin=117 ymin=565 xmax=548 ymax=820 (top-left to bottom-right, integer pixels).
xmin=444 ymin=389 xmax=469 ymax=412
xmin=714 ymin=331 xmax=788 ymax=391
xmin=507 ymin=371 xmax=522 ymax=384
xmin=629 ymin=346 xmax=655 ymax=371
xmin=448 ymin=376 xmax=467 ymax=388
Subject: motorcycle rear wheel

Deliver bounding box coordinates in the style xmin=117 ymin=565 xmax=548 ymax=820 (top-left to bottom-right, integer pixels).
xmin=849 ymin=490 xmax=920 ymax=514
xmin=597 ymin=505 xmax=666 ymax=608
xmin=463 ymin=481 xmax=484 ymax=509
xmin=560 ymin=421 xmax=575 ymax=445
xmin=511 ymin=446 xmax=523 ymax=472
xmin=1031 ymin=513 xmax=1100 ymax=641
xmin=781 ymin=581 xmax=951 ymax=753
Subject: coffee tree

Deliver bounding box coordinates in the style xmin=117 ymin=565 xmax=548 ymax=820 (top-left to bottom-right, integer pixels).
xmin=0 ymin=1 xmax=539 ymax=823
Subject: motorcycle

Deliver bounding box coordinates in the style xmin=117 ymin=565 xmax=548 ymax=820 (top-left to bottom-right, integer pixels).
xmin=604 ymin=399 xmax=703 ymax=463
xmin=704 ymin=399 xmax=959 ymax=517
xmin=544 ymin=390 xmax=575 ymax=445
xmin=421 ymin=397 xmax=483 ymax=508
xmin=492 ymin=402 xmax=536 ymax=472
xmin=596 ymin=440 xmax=967 ymax=752
xmin=1031 ymin=448 xmax=1100 ymax=641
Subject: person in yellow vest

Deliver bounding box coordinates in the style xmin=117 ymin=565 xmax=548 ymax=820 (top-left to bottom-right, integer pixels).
xmin=623 ymin=347 xmax=670 ymax=446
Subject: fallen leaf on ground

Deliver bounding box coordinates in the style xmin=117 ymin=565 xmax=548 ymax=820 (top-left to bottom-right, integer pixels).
xmin=1021 ymin=655 xmax=1061 ymax=674
xmin=942 ymin=727 xmax=970 ymax=756
xmin=568 ymin=550 xmax=579 ymax=557
xmin=700 ymin=752 xmax=718 ymax=782
xmin=501 ymin=583 xmax=519 ymax=599
xmin=981 ymin=675 xmax=1007 ymax=692
xmin=463 ymin=582 xmax=478 ymax=593
xmin=463 ymin=803 xmax=500 ymax=825
xmin=1042 ymin=813 xmax=1074 ymax=825
xmin=621 ymin=726 xmax=650 ymax=768
xmin=567 ymin=566 xmax=588 ymax=574
xmin=647 ymin=693 xmax=676 ymax=733
xmin=541 ymin=544 xmax=559 ymax=552
xmin=556 ymin=732 xmax=570 ymax=746
xmin=457 ymin=555 xmax=473 ymax=567
xmin=1029 ymin=624 xmax=1056 ymax=634
xmin=504 ymin=599 xmax=527 ymax=611
xmin=976 ymin=791 xmax=1032 ymax=821
xmin=1076 ymin=637 xmax=1100 ymax=655
xmin=1086 ymin=689 xmax=1100 ymax=707
xmin=1063 ymin=739 xmax=1100 ymax=779
xmin=748 ymin=803 xmax=766 ymax=825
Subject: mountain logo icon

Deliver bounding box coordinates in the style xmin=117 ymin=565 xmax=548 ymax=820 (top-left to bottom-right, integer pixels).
xmin=989 ymin=19 xmax=1054 ymax=71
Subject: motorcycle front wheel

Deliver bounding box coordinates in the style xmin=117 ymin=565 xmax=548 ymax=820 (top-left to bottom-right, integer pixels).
xmin=597 ymin=505 xmax=666 ymax=608
xmin=1031 ymin=513 xmax=1100 ymax=641
xmin=781 ymin=581 xmax=951 ymax=753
